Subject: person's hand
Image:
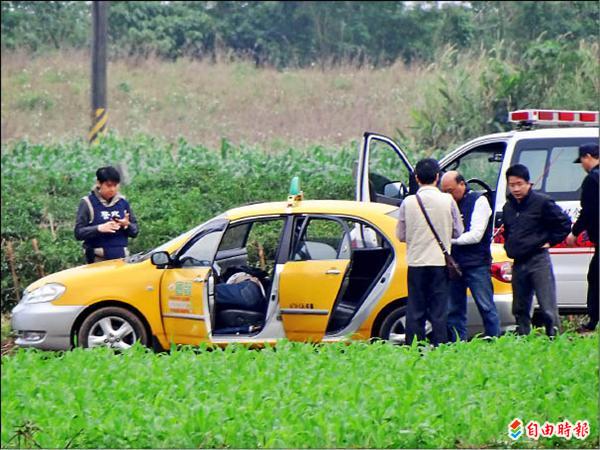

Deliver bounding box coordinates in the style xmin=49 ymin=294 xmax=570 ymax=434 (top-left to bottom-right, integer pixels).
xmin=541 ymin=242 xmax=551 ymax=249
xmin=98 ymin=221 xmax=121 ymax=233
xmin=565 ymin=232 xmax=577 ymax=247
xmin=115 ymin=212 xmax=130 ymax=229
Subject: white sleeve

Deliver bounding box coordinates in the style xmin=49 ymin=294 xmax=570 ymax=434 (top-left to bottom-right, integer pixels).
xmin=451 ymin=197 xmax=492 ymax=246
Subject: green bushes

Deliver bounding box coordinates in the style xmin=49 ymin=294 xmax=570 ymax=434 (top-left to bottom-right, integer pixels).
xmin=0 ymin=135 xmax=355 ymax=312
xmin=410 ymin=39 xmax=599 ymax=154
xmin=2 ymin=335 xmax=598 ymax=448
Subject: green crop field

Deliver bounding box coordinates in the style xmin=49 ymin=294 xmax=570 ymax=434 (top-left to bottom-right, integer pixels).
xmin=2 ymin=335 xmax=598 ymax=448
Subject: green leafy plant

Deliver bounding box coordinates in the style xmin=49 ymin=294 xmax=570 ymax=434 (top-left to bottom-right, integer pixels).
xmin=1 ymin=335 xmax=598 ymax=448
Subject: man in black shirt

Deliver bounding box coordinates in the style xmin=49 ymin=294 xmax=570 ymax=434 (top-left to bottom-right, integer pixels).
xmin=566 ymin=143 xmax=599 ymax=332
xmin=502 ymin=164 xmax=572 ymax=337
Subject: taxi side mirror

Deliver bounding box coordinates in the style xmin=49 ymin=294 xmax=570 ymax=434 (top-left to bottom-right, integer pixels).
xmin=151 ymin=251 xmax=171 ymax=267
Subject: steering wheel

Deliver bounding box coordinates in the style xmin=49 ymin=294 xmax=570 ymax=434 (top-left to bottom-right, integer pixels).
xmin=466 ymin=178 xmax=493 ymax=194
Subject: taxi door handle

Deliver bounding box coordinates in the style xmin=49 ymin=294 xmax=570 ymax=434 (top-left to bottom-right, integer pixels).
xmin=325 ymin=269 xmax=341 ymax=275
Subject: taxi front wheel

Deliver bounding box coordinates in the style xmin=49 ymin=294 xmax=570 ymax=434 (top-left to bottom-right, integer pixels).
xmin=77 ymin=307 xmax=149 ymax=350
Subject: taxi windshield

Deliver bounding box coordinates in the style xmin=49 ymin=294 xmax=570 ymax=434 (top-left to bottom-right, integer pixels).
xmin=126 ymin=214 xmax=227 ymax=263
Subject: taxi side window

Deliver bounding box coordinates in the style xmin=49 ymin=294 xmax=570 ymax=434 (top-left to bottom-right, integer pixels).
xmin=293 ymin=218 xmax=349 ymax=261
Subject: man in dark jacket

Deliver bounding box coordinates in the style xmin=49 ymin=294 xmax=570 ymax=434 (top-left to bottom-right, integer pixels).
xmin=503 ymin=164 xmax=571 ymax=337
xmin=566 ymin=143 xmax=599 ymax=332
xmin=74 ymin=166 xmax=139 ymax=263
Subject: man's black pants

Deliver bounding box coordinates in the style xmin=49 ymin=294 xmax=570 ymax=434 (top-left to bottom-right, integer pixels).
xmin=512 ymin=250 xmax=560 ymax=336
xmin=406 ymin=266 xmax=449 ymax=346
xmin=586 ymin=245 xmax=599 ymax=329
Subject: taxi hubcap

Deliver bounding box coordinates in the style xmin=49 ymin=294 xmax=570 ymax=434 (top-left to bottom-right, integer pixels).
xmin=87 ymin=316 xmax=137 ymax=349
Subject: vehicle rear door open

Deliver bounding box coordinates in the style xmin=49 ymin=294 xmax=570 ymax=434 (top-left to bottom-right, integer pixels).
xmin=356 ymin=132 xmax=416 ymax=205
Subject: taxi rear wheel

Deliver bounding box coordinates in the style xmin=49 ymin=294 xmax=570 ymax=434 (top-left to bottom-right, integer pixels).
xmin=378 ymin=306 xmax=408 ymax=344
xmin=378 ymin=305 xmax=433 ymax=345
xmin=78 ymin=307 xmax=148 ymax=349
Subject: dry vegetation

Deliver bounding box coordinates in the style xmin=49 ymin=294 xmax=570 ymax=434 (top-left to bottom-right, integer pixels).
xmin=1 ymin=50 xmax=434 ymax=149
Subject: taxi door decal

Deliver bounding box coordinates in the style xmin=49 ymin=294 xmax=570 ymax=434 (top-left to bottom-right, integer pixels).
xmin=160 ymin=267 xmax=210 ymax=345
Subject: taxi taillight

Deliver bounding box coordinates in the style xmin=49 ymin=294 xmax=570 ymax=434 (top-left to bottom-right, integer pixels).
xmin=491 ymin=261 xmax=512 ymax=283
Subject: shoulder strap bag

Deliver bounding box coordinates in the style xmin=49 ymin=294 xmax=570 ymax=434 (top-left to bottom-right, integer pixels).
xmin=415 ymin=194 xmax=463 ymax=280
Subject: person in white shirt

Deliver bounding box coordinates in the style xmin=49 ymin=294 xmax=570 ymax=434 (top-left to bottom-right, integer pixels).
xmin=441 ymin=171 xmax=500 ymax=340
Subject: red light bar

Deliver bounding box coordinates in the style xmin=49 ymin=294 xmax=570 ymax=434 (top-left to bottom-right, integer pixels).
xmin=509 ymin=109 xmax=599 ymax=126
xmin=580 ymin=112 xmax=598 ymax=122
xmin=558 ymin=112 xmax=575 ymax=121
xmin=510 ymin=111 xmax=530 ymax=121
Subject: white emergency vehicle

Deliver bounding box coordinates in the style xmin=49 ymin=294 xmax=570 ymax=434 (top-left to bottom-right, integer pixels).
xmin=357 ymin=109 xmax=599 ymax=318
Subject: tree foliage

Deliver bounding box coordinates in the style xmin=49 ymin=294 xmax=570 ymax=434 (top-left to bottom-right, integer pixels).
xmin=1 ymin=1 xmax=598 ymax=67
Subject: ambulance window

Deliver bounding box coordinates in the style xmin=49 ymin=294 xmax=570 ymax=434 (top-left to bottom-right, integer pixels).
xmin=545 ymin=147 xmax=586 ymax=193
xmin=517 ymin=150 xmax=546 ymax=190
xmin=443 ymin=143 xmax=505 ymax=190
xmin=514 ymin=138 xmax=589 ymax=200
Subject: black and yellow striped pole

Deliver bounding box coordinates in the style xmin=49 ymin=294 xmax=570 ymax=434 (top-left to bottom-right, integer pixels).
xmin=89 ymin=1 xmax=108 ymax=145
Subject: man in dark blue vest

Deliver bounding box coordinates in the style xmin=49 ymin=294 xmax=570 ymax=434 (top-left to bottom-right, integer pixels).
xmin=441 ymin=171 xmax=500 ymax=340
xmin=74 ymin=166 xmax=139 ymax=264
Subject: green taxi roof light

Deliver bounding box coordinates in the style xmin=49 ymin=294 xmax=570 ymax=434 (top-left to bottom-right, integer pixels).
xmin=289 ymin=176 xmax=300 ymax=195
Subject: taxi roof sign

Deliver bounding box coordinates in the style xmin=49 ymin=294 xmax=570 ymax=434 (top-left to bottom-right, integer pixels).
xmin=287 ymin=176 xmax=303 ymax=207
xmin=509 ymin=109 xmax=599 ymax=127
xmin=289 ymin=176 xmax=300 ymax=196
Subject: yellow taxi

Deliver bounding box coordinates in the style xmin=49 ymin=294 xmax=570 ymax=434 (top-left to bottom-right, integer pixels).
xmin=11 ymin=185 xmax=514 ymax=350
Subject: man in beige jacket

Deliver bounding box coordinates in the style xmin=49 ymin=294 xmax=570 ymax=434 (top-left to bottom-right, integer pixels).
xmin=396 ymin=159 xmax=463 ymax=345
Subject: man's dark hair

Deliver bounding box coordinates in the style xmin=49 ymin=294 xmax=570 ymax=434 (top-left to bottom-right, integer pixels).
xmin=415 ymin=158 xmax=440 ymax=185
xmin=454 ymin=173 xmax=466 ymax=184
xmin=506 ymin=164 xmax=530 ymax=182
xmin=96 ymin=166 xmax=121 ymax=183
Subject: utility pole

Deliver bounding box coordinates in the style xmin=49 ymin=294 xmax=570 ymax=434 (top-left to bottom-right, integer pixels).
xmin=89 ymin=1 xmax=108 ymax=144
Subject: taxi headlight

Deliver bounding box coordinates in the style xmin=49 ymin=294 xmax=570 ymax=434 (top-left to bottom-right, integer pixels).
xmin=21 ymin=283 xmax=66 ymax=304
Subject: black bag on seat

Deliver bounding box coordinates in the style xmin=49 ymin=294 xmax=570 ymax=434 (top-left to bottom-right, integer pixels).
xmin=215 ymin=280 xmax=266 ymax=312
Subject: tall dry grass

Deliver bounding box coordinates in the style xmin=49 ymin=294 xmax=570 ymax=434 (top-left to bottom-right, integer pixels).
xmin=1 ymin=50 xmax=433 ymax=149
